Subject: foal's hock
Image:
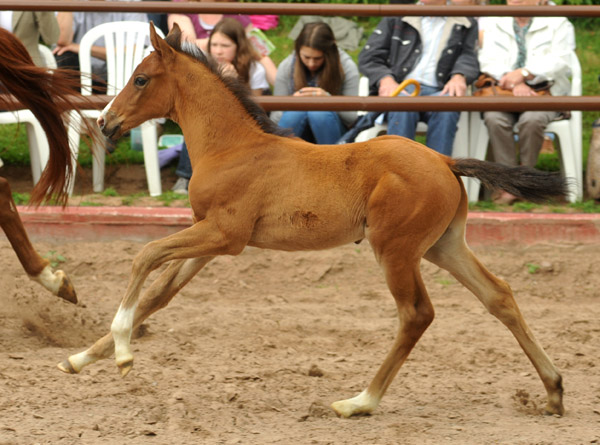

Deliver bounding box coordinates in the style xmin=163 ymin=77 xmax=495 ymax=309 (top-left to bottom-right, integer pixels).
xmin=59 ymin=23 xmax=568 ymax=418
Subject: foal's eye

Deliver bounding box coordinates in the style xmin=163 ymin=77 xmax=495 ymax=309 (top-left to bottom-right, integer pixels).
xmin=134 ymin=76 xmax=148 ymax=87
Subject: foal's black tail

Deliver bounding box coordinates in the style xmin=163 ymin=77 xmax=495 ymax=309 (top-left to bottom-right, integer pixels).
xmin=450 ymin=158 xmax=571 ymax=203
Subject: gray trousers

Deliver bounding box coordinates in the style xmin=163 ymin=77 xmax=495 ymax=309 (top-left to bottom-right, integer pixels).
xmin=483 ymin=111 xmax=558 ymax=167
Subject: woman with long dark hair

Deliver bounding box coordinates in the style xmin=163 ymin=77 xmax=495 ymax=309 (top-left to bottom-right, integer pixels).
xmin=208 ymin=18 xmax=268 ymax=95
xmin=271 ymin=22 xmax=359 ymax=144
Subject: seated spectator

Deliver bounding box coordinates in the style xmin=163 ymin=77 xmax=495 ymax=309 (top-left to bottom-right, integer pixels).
xmin=478 ymin=0 xmax=575 ymax=204
xmin=270 ymin=22 xmax=359 ymax=145
xmin=0 ymin=10 xmax=59 ymax=67
xmin=358 ymin=0 xmax=479 ymax=156
xmin=167 ymin=0 xmax=277 ymax=86
xmin=172 ymin=18 xmax=269 ymax=194
xmin=209 ymin=18 xmax=269 ymax=95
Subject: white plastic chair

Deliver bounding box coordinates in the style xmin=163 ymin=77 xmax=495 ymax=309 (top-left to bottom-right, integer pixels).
xmin=467 ymin=52 xmax=583 ymax=203
xmin=68 ymin=21 xmax=164 ymax=196
xmin=0 ymin=44 xmax=57 ymax=182
xmin=354 ymin=76 xmax=470 ymax=159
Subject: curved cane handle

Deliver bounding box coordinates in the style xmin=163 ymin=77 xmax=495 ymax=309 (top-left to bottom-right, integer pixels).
xmin=390 ymin=78 xmax=421 ymax=97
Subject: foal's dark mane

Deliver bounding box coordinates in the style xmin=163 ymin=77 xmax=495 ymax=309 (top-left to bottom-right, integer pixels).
xmin=164 ymin=32 xmax=290 ymax=138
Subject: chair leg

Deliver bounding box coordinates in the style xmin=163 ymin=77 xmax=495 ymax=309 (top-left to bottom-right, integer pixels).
xmin=92 ymin=138 xmax=106 ymax=193
xmin=467 ymin=112 xmax=490 ymax=202
xmin=141 ymin=121 xmax=162 ymax=197
xmin=25 ymin=121 xmax=47 ymax=185
xmin=66 ymin=111 xmax=82 ymax=196
xmin=551 ymin=127 xmax=579 ymax=203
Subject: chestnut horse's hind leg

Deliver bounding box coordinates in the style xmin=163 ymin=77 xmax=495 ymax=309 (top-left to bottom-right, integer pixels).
xmin=58 ymin=256 xmax=213 ymax=374
xmin=0 ymin=178 xmax=76 ymax=303
xmin=424 ymin=218 xmax=564 ymax=416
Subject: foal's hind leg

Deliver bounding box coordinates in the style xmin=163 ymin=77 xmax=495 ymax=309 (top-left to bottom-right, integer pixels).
xmin=332 ymin=253 xmax=435 ymax=418
xmin=424 ymin=226 xmax=564 ymax=416
xmin=0 ymin=178 xmax=76 ymax=303
xmin=58 ymin=256 xmax=213 ymax=374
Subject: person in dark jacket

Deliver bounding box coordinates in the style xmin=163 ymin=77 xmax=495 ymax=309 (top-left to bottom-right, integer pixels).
xmin=358 ymin=0 xmax=479 ymax=155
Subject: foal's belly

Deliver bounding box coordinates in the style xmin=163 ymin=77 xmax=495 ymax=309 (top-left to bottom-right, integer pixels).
xmin=248 ymin=211 xmax=365 ymax=251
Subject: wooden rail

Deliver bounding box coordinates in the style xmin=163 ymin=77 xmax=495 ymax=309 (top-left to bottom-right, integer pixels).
xmin=1 ymin=1 xmax=600 ymax=18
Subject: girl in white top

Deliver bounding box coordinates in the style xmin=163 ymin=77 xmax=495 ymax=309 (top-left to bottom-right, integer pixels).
xmin=208 ymin=18 xmax=269 ymax=95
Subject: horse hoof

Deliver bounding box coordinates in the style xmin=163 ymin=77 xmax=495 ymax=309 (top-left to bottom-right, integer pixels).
xmin=118 ymin=360 xmax=133 ymax=377
xmin=57 ymin=358 xmax=79 ymax=374
xmin=331 ymin=390 xmax=378 ymax=418
xmin=544 ymin=402 xmax=565 ymax=417
xmin=55 ymin=271 xmax=77 ymax=304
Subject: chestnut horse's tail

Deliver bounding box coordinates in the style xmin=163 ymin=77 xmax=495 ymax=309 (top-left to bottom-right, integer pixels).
xmin=0 ymin=28 xmax=93 ymax=207
xmin=450 ymin=158 xmax=570 ymax=203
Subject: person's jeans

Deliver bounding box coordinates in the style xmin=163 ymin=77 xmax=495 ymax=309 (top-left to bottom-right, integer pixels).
xmin=387 ymin=84 xmax=459 ymax=156
xmin=176 ymin=142 xmax=192 ymax=180
xmin=278 ymin=111 xmax=346 ymax=144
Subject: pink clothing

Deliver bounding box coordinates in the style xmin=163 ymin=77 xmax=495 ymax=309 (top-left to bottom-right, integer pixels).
xmin=171 ymin=0 xmax=251 ymax=39
xmin=249 ymin=15 xmax=278 ymax=31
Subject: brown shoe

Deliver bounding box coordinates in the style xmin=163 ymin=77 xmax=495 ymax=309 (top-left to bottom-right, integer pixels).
xmin=493 ymin=190 xmax=519 ymax=205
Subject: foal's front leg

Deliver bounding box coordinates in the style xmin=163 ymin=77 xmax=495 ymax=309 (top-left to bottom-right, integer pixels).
xmin=111 ymin=219 xmax=246 ymax=376
xmin=58 ymin=256 xmax=213 ymax=374
xmin=0 ymin=178 xmax=76 ymax=303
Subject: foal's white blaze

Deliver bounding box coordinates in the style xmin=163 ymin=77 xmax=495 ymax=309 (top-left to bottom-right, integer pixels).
xmin=30 ymin=265 xmax=62 ymax=294
xmin=111 ymin=304 xmax=137 ymax=368
xmin=331 ymin=389 xmax=380 ymax=418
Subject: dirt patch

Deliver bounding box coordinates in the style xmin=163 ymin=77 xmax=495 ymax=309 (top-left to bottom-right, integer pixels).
xmin=0 ymin=240 xmax=598 ymax=444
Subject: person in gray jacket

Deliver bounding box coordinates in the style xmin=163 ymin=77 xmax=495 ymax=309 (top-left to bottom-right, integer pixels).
xmin=358 ymin=0 xmax=479 ymax=155
xmin=271 ymin=22 xmax=359 ymax=144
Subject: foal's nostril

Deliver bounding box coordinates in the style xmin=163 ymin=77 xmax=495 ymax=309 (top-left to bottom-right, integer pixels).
xmin=97 ymin=115 xmax=105 ymax=129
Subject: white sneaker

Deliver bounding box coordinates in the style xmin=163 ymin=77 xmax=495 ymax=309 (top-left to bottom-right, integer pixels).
xmin=172 ymin=177 xmax=189 ymax=195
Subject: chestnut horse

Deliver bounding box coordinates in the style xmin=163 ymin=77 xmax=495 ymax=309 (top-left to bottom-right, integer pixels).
xmin=60 ymin=24 xmax=567 ymax=418
xmin=0 ymin=29 xmax=90 ymax=303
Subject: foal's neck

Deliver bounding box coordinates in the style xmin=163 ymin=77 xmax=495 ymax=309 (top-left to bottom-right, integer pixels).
xmin=173 ymin=61 xmax=263 ymax=155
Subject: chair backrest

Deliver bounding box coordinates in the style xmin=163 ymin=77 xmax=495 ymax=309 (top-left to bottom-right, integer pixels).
xmin=38 ymin=44 xmax=57 ymax=69
xmin=78 ymin=21 xmax=165 ymax=96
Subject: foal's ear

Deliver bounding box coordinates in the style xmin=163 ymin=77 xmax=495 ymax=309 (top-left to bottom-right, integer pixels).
xmin=149 ymin=22 xmax=173 ymax=59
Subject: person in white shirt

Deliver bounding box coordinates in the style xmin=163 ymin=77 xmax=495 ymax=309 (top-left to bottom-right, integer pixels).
xmin=478 ymin=0 xmax=575 ymax=204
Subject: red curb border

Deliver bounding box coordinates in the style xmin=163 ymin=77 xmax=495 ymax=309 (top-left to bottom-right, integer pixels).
xmin=12 ymin=206 xmax=600 ymax=246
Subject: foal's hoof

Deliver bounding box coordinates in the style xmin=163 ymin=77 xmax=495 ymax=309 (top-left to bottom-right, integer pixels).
xmin=57 ymin=358 xmax=79 ymax=374
xmin=331 ymin=391 xmax=378 ymax=418
xmin=55 ymin=271 xmax=77 ymax=304
xmin=117 ymin=359 xmax=133 ymax=377
xmin=543 ymin=400 xmax=565 ymax=417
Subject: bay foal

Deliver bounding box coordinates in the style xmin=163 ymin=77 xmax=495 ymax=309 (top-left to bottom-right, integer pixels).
xmin=0 ymin=29 xmax=95 ymax=303
xmin=61 ymin=24 xmax=566 ymax=417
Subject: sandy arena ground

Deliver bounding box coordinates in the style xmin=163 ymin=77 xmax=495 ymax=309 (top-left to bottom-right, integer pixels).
xmin=0 ymin=237 xmax=598 ymax=444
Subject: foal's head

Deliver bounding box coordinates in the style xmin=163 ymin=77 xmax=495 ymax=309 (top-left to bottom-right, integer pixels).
xmin=97 ymin=23 xmax=180 ymax=139
xmin=98 ymin=23 xmax=287 ymax=140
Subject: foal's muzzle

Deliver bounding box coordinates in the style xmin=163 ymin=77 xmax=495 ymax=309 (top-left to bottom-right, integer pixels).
xmin=97 ymin=110 xmax=122 ymax=140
